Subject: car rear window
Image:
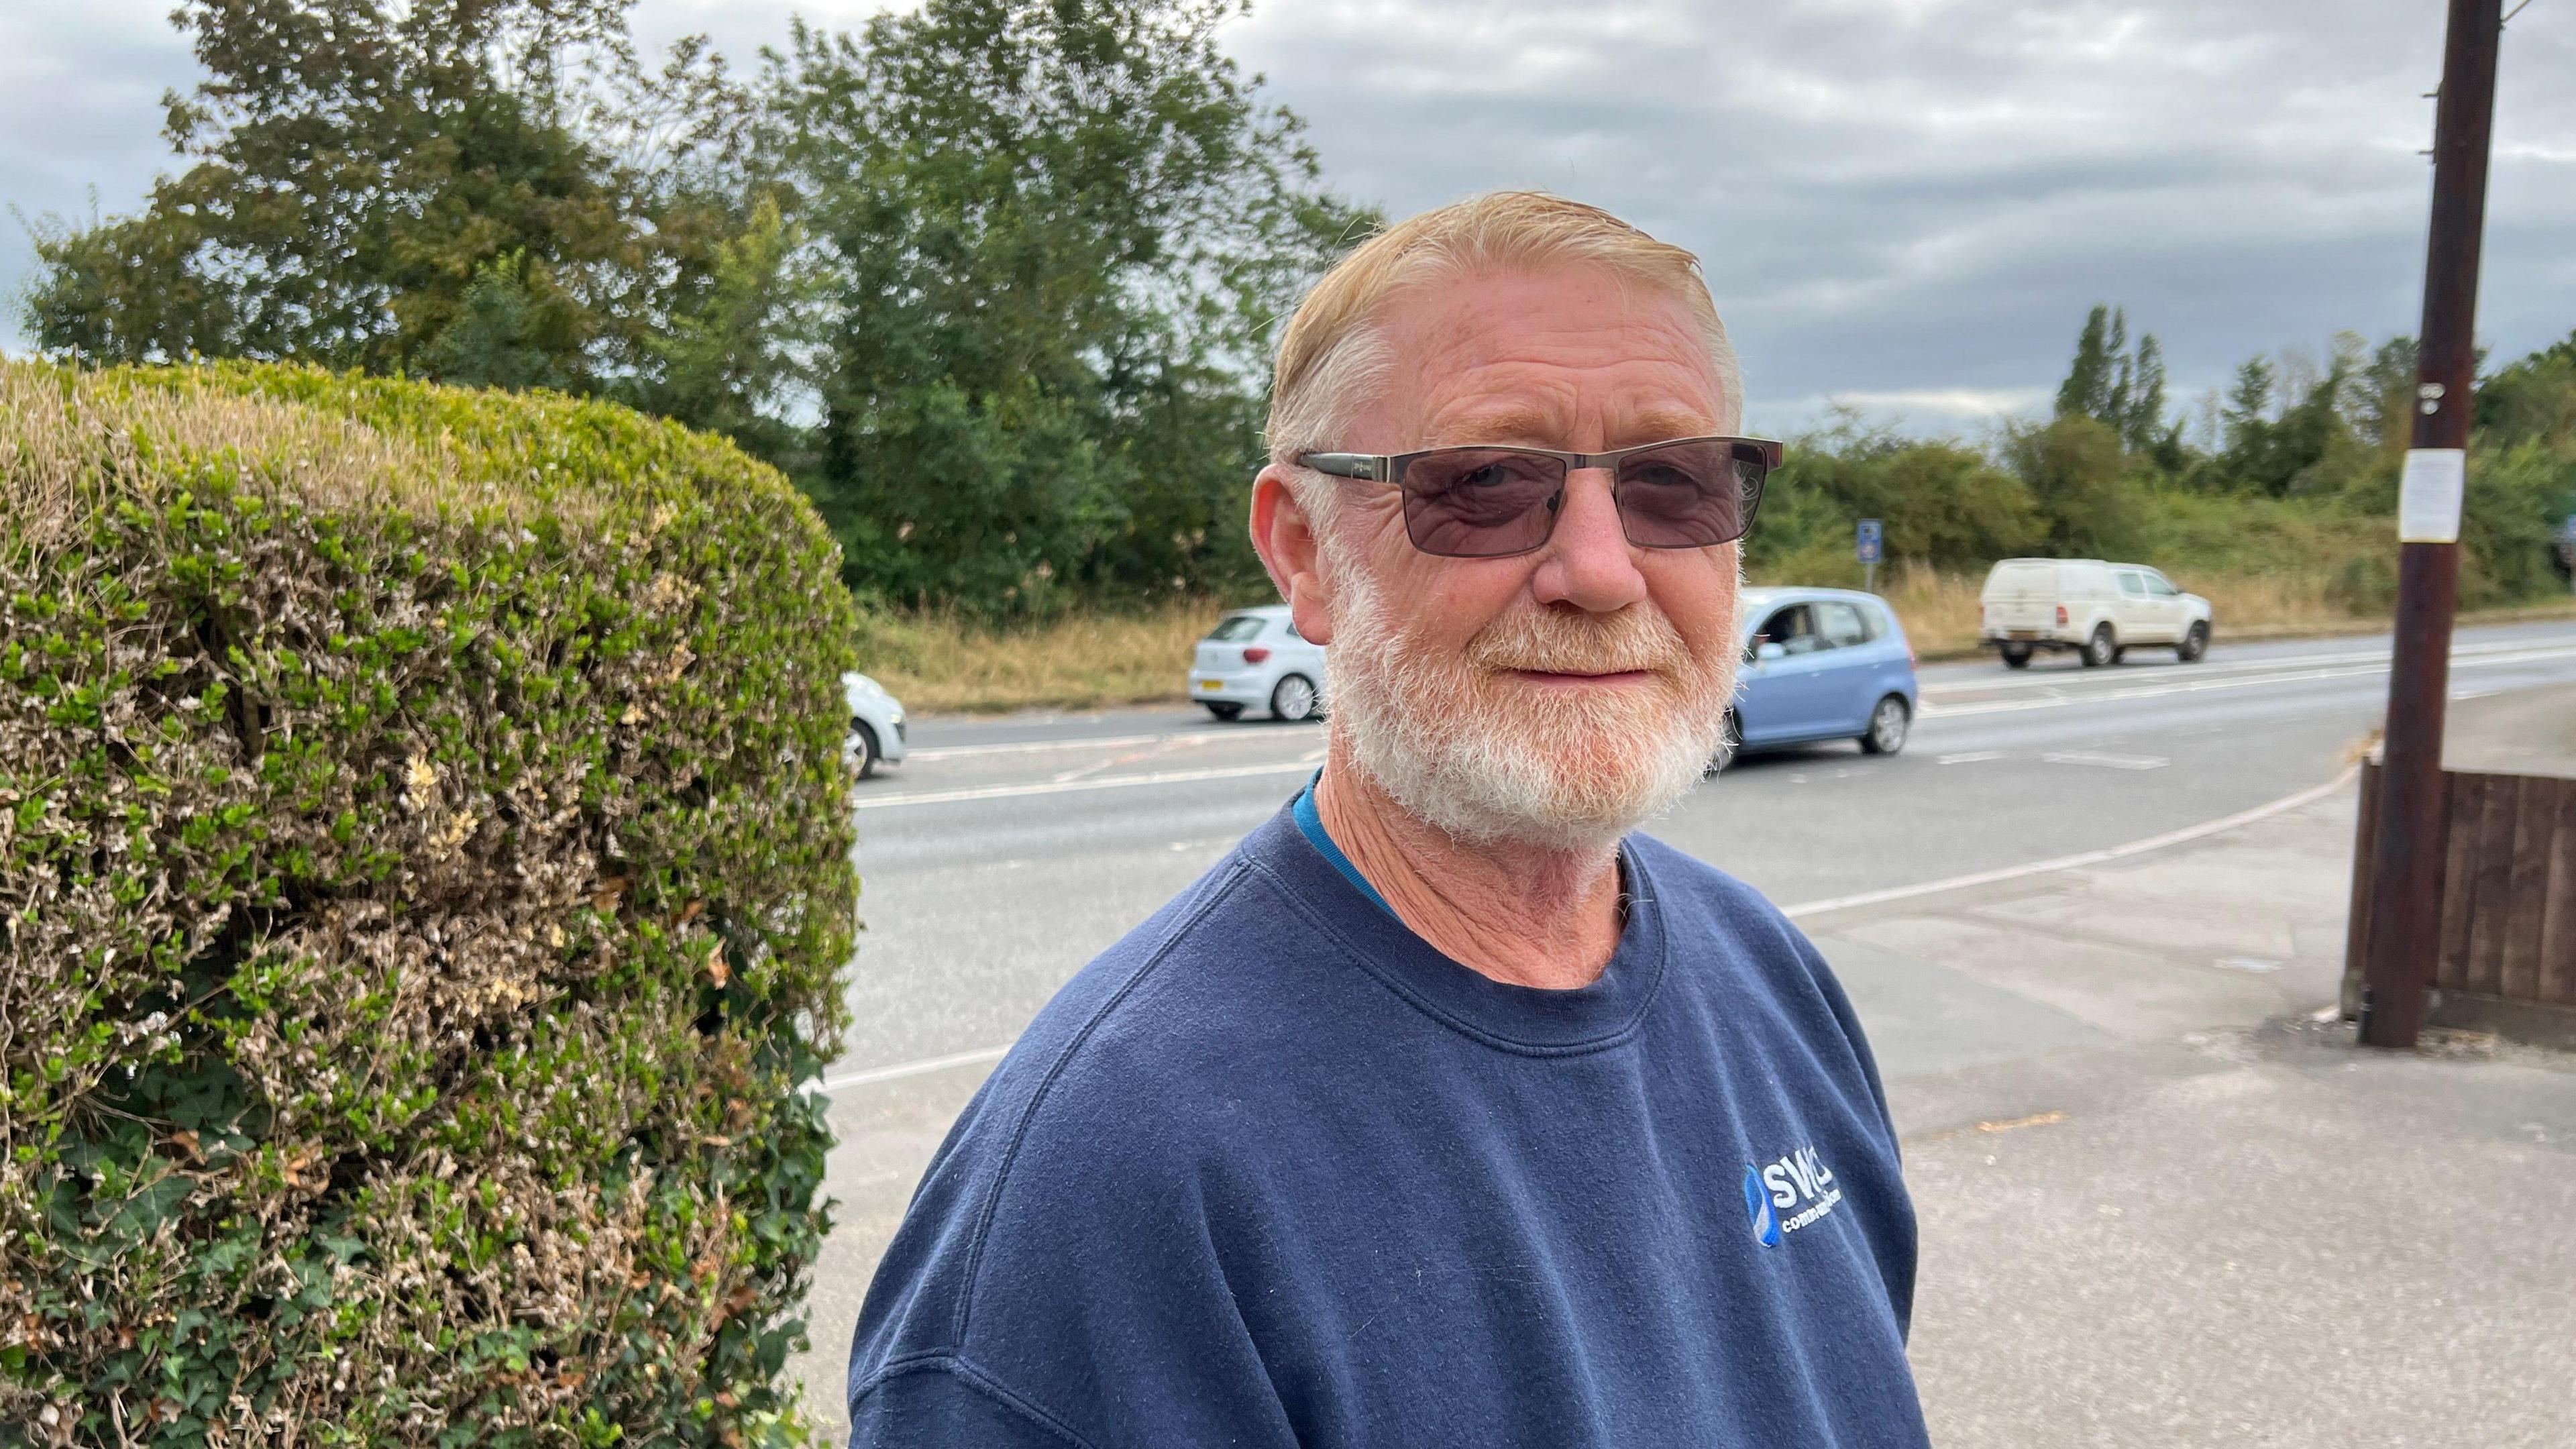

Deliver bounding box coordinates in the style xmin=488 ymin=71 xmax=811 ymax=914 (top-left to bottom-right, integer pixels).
xmin=1206 ymin=614 xmax=1267 ymax=642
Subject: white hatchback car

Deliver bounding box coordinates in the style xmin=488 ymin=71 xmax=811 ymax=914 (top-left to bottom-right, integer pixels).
xmin=1189 ymin=605 xmax=1328 ymax=722
xmin=843 ymin=672 xmax=908 ymax=776
xmin=1979 ymin=558 xmax=2213 ymax=669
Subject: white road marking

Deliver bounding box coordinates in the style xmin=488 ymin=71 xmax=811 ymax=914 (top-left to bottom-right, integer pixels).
xmin=906 ymin=724 xmax=1313 ymax=762
xmin=1918 ymin=644 xmax=2576 ymax=719
xmin=905 ymin=730 xmax=1182 ymax=762
xmin=856 ymin=759 xmax=1317 ymax=810
xmin=822 ymin=765 xmax=2361 ymax=1094
xmin=1936 ymin=751 xmax=2008 ymax=765
xmin=1049 ymin=733 xmax=1210 ymax=783
xmin=819 ymin=1045 xmax=1012 ymax=1091
xmin=2042 ymin=751 xmax=2170 ymax=771
xmin=1917 ymin=634 xmax=2563 ymax=699
xmin=1779 ymin=766 xmax=2357 ymax=918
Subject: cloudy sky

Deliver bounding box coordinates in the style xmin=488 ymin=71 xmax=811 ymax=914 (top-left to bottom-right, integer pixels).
xmin=5 ymin=0 xmax=2572 ymax=435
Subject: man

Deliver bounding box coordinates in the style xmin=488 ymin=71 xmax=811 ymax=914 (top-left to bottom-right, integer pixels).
xmin=846 ymin=192 xmax=1930 ymax=1447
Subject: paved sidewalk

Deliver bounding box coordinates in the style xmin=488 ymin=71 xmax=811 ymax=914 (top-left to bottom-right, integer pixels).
xmin=793 ymin=767 xmax=2576 ymax=1446
xmin=1812 ymin=785 xmax=2576 ymax=1447
xmin=2445 ymin=681 xmax=2576 ymax=777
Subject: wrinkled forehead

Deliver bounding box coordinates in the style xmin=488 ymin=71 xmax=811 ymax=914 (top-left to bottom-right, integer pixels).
xmin=1362 ymin=268 xmax=1735 ymax=449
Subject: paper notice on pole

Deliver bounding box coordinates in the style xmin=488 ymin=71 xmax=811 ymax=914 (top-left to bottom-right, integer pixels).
xmin=2398 ymin=448 xmax=2465 ymax=543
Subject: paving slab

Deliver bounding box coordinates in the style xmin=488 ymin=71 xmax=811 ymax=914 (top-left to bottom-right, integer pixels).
xmin=1906 ymin=1023 xmax=2576 ymax=1448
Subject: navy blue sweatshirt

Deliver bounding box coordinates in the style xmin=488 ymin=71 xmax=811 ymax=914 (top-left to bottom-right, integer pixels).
xmin=845 ymin=800 xmax=1928 ymax=1447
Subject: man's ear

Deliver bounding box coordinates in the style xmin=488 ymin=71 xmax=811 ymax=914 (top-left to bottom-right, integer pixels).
xmin=1248 ymin=465 xmax=1337 ymax=646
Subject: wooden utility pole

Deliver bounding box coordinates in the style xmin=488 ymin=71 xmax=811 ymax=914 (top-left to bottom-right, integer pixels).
xmin=2357 ymin=0 xmax=2504 ymax=1048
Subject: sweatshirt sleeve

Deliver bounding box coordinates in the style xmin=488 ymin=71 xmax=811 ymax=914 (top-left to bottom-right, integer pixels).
xmin=847 ymin=1357 xmax=1091 ymax=1448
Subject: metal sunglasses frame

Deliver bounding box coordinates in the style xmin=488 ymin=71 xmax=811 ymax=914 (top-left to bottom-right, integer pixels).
xmin=1294 ymin=434 xmax=1784 ymax=553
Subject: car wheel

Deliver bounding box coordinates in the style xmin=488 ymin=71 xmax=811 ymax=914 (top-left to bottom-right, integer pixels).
xmin=1858 ymin=695 xmax=1911 ymax=755
xmin=1270 ymin=673 xmax=1320 ymax=722
xmin=851 ymin=722 xmax=879 ymax=780
xmin=2177 ymin=621 xmax=2210 ymax=663
xmin=2000 ymin=643 xmax=2033 ymax=669
xmin=1706 ymin=710 xmax=1743 ymax=775
xmin=1204 ymin=702 xmax=1244 ymax=721
xmin=2080 ymin=623 xmax=2116 ymax=668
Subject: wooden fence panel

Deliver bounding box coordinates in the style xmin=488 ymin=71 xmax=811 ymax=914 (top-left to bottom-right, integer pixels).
xmin=2465 ymin=775 xmax=2520 ymax=994
xmin=2435 ymin=772 xmax=2483 ymax=989
xmin=2348 ymin=762 xmax=2576 ymax=1016
xmin=2544 ymin=784 xmax=2576 ymax=1007
xmin=2501 ymin=775 xmax=2554 ymax=1000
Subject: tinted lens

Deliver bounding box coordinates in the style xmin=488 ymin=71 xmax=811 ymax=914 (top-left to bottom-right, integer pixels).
xmin=1397 ymin=449 xmax=1567 ymax=557
xmin=1613 ymin=439 xmax=1766 ymax=548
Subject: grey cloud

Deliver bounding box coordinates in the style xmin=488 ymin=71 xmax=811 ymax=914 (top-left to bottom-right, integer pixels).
xmin=1226 ymin=0 xmax=2576 ymax=429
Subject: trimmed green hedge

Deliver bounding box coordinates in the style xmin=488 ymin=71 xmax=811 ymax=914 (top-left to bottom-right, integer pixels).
xmin=0 ymin=362 xmax=859 ymax=1445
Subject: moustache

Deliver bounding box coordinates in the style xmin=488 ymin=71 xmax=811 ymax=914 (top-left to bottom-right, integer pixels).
xmin=1464 ymin=608 xmax=1696 ymax=678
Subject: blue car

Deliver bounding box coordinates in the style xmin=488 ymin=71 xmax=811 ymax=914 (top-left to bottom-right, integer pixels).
xmin=1715 ymin=587 xmax=1919 ymax=771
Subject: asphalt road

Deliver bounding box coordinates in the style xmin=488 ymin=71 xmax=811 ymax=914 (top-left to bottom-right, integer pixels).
xmin=833 ymin=619 xmax=2576 ymax=1083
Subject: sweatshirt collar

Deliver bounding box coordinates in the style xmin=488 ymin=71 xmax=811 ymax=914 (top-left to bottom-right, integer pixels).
xmin=1240 ymin=803 xmax=1668 ymax=1055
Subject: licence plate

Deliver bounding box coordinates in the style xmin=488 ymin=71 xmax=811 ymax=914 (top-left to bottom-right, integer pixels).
xmin=2007 ymin=630 xmax=2039 ymax=641
xmin=1197 ymin=678 xmax=1224 ymax=690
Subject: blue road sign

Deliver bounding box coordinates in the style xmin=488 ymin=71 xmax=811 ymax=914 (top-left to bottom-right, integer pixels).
xmin=1856 ymin=519 xmax=1883 ymax=564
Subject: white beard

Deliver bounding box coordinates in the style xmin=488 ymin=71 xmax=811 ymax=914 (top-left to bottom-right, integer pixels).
xmin=1321 ymin=554 xmax=1739 ymax=853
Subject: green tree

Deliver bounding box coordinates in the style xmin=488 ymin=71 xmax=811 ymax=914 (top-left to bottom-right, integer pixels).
xmin=2477 ymin=329 xmax=2576 ymax=448
xmin=1750 ymin=408 xmax=2040 ymax=574
xmin=2055 ymin=305 xmax=2115 ymax=421
xmin=767 ymin=0 xmax=1373 ymax=613
xmin=19 ymin=0 xmax=796 ymax=435
xmin=2005 ymin=413 xmax=2141 ymax=555
xmin=2055 ymin=303 xmax=2173 ymax=458
xmin=2126 ymin=333 xmax=2171 ymax=455
xmin=2214 ymin=356 xmax=2277 ymax=488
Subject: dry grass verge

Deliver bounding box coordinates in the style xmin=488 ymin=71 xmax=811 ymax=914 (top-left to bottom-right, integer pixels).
xmin=855 ymin=575 xmax=2576 ymax=716
xmin=856 ymin=598 xmax=1231 ymax=713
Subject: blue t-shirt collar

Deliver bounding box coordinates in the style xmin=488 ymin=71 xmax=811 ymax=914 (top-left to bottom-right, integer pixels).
xmin=1292 ymin=774 xmax=1395 ymax=917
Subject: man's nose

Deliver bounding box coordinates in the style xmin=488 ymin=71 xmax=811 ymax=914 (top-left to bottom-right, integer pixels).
xmin=1529 ymin=468 xmax=1649 ymax=612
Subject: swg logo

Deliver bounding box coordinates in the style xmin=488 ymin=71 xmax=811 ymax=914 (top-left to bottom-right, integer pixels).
xmin=1744 ymin=1146 xmax=1841 ymax=1247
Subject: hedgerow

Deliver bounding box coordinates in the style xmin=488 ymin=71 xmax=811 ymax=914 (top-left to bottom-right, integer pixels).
xmin=0 ymin=361 xmax=859 ymax=1446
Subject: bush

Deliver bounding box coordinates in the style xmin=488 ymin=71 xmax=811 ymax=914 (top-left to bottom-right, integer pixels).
xmin=0 ymin=362 xmax=859 ymax=1445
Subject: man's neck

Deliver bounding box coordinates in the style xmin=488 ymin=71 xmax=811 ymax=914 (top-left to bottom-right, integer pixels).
xmin=1312 ymin=748 xmax=1624 ymax=989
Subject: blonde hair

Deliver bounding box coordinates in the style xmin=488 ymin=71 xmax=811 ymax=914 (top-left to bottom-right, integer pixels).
xmin=1265 ymin=192 xmax=1742 ymax=494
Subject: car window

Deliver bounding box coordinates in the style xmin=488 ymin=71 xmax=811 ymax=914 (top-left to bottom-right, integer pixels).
xmin=1817 ymin=601 xmax=1870 ymax=649
xmin=1754 ymin=604 xmax=1827 ymax=656
xmin=1283 ymin=618 xmax=1307 ymax=642
xmin=1206 ymin=614 xmax=1266 ymax=642
xmin=2146 ymin=573 xmax=2180 ymax=598
xmin=2117 ymin=572 xmax=2148 ymax=598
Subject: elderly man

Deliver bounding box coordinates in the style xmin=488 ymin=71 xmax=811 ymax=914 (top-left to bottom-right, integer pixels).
xmin=845 ymin=193 xmax=1929 ymax=1447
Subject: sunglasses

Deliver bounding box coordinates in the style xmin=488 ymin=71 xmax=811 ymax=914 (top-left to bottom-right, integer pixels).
xmin=1296 ymin=435 xmax=1781 ymax=559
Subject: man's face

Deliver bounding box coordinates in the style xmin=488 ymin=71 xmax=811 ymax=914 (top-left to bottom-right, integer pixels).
xmin=1293 ymin=266 xmax=1741 ymax=849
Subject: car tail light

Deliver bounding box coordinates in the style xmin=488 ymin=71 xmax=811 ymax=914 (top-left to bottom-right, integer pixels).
xmin=2055 ymin=604 xmax=2069 ymax=627
xmin=1243 ymin=646 xmax=1271 ymax=664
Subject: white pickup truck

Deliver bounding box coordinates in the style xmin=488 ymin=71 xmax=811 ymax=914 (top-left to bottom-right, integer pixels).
xmin=1978 ymin=558 xmax=2212 ymax=669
